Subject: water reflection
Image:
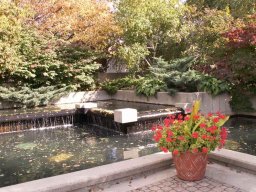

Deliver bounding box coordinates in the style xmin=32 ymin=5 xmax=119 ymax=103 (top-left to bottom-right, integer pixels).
xmin=0 ymin=125 xmax=157 ymax=187
xmin=0 ymin=116 xmax=254 ymax=187
xmin=225 ymin=117 xmax=256 ymax=155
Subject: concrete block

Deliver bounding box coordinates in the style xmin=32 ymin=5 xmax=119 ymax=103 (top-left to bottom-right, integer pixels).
xmin=114 ymin=108 xmax=137 ymax=123
xmin=75 ymin=102 xmax=97 ymax=109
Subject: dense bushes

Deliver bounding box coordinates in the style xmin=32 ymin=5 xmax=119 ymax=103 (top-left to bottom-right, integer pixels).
xmin=0 ymin=1 xmax=101 ymax=107
xmin=0 ymin=0 xmax=255 ymax=111
xmin=101 ymin=77 xmax=138 ymax=95
xmin=0 ymin=86 xmax=73 ymax=108
xmin=101 ymin=57 xmax=230 ymax=97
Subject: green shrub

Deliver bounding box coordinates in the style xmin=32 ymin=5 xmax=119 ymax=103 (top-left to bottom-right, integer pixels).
xmin=135 ymin=77 xmax=165 ymax=97
xmin=198 ymin=75 xmax=230 ymax=96
xmin=150 ymin=57 xmax=201 ymax=94
xmin=151 ymin=57 xmax=230 ymax=95
xmin=0 ymin=86 xmax=74 ymax=108
xmin=101 ymin=76 xmax=138 ymax=95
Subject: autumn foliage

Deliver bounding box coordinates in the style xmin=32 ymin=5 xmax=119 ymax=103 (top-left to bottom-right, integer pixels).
xmin=20 ymin=0 xmax=121 ymax=50
xmin=223 ymin=23 xmax=256 ymax=48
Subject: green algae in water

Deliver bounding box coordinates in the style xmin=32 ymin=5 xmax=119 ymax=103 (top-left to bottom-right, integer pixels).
xmin=225 ymin=140 xmax=241 ymax=151
xmin=15 ymin=143 xmax=37 ymax=150
xmin=49 ymin=153 xmax=73 ymax=163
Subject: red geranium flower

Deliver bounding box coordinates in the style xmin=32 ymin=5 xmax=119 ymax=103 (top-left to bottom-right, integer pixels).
xmin=193 ymin=115 xmax=200 ymax=120
xmin=166 ymin=137 xmax=173 ymax=142
xmin=178 ymin=114 xmax=183 ymax=120
xmin=184 ymin=115 xmax=190 ymax=121
xmin=160 ymin=147 xmax=168 ymax=153
xmin=208 ymin=113 xmax=213 ymax=117
xmin=173 ymin=149 xmax=179 ymax=155
xmin=192 ymin=132 xmax=199 ymax=138
xmin=164 ymin=118 xmax=171 ymax=127
xmin=153 ymin=131 xmax=162 ymax=142
xmin=158 ymin=125 xmax=163 ymax=130
xmin=213 ymin=117 xmax=220 ymax=123
xmin=201 ymin=134 xmax=208 ymax=140
xmin=199 ymin=123 xmax=206 ymax=128
xmin=151 ymin=125 xmax=157 ymax=131
xmin=177 ymin=136 xmax=185 ymax=141
xmin=167 ymin=130 xmax=173 ymax=137
xmin=202 ymin=147 xmax=208 ymax=153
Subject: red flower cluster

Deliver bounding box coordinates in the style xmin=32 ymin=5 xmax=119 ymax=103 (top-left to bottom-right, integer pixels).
xmin=219 ymin=127 xmax=228 ymax=149
xmin=152 ymin=101 xmax=229 ymax=155
xmin=153 ymin=130 xmax=162 ymax=142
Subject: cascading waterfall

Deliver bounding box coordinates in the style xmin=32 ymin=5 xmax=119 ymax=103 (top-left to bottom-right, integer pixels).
xmin=0 ymin=113 xmax=74 ymax=134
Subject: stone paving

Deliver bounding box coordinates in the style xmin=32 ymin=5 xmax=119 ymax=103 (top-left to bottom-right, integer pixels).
xmin=130 ymin=176 xmax=244 ymax=192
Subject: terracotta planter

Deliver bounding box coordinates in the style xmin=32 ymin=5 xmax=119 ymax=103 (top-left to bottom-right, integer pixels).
xmin=172 ymin=151 xmax=208 ymax=181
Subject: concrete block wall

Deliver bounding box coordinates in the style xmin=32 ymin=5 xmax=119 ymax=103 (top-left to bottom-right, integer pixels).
xmin=113 ymin=90 xmax=233 ymax=114
xmin=53 ymin=91 xmax=112 ymax=105
xmin=1 ymin=89 xmax=254 ymax=115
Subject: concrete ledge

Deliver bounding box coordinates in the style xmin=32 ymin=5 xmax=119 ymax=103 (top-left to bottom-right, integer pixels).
xmin=209 ymin=149 xmax=256 ymax=173
xmin=206 ymin=163 xmax=256 ymax=192
xmin=0 ymin=153 xmax=172 ymax=192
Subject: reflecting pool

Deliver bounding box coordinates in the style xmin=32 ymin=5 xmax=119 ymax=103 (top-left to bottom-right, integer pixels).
xmin=0 ymin=116 xmax=255 ymax=187
xmin=0 ymin=126 xmax=157 ymax=187
xmin=225 ymin=116 xmax=256 ymax=156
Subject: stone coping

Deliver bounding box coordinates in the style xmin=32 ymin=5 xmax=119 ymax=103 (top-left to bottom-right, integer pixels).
xmin=209 ymin=149 xmax=256 ymax=173
xmin=0 ymin=153 xmax=172 ymax=192
xmin=0 ymin=149 xmax=255 ymax=192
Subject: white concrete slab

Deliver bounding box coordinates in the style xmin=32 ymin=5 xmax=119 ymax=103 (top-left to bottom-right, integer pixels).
xmin=114 ymin=108 xmax=138 ymax=123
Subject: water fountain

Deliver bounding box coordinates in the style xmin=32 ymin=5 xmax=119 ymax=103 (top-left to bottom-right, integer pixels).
xmin=0 ymin=99 xmax=255 ymax=189
xmin=0 ymin=100 xmax=183 ymax=134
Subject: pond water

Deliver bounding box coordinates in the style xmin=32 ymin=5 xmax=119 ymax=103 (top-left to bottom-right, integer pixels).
xmin=0 ymin=126 xmax=157 ymax=187
xmin=0 ymin=116 xmax=255 ymax=187
xmin=96 ymin=100 xmax=175 ymax=113
xmin=225 ymin=116 xmax=256 ymax=156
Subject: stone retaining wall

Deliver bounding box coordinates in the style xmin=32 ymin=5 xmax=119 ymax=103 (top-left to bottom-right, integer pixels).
xmin=52 ymin=90 xmax=233 ymax=114
xmin=1 ymin=90 xmax=255 ymax=115
xmin=113 ymin=90 xmax=232 ymax=114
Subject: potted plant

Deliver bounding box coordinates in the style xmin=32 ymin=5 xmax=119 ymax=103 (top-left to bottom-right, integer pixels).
xmin=152 ymin=100 xmax=229 ymax=181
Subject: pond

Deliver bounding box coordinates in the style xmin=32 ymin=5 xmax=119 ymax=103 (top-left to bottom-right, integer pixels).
xmin=225 ymin=116 xmax=256 ymax=156
xmin=0 ymin=115 xmax=255 ymax=187
xmin=0 ymin=125 xmax=157 ymax=187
